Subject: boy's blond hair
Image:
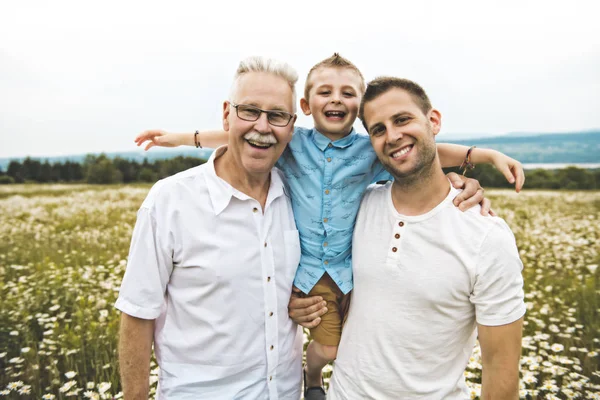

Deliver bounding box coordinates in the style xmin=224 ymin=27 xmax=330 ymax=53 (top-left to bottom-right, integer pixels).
xmin=304 ymin=53 xmax=365 ymax=100
xmin=230 ymin=56 xmax=299 ymax=112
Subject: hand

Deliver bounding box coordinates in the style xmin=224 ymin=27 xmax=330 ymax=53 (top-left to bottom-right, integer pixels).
xmin=489 ymin=151 xmax=525 ymax=192
xmin=134 ymin=130 xmax=185 ymax=151
xmin=447 ymin=173 xmax=494 ymax=216
xmin=288 ymin=287 xmax=327 ymax=329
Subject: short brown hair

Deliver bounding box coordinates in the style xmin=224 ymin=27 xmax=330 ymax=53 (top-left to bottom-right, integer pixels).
xmin=304 ymin=53 xmax=365 ymax=100
xmin=358 ymin=77 xmax=432 ymax=131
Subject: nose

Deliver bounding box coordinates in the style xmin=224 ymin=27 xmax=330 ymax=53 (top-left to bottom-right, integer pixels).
xmin=331 ymin=92 xmax=341 ymax=104
xmin=254 ymin=111 xmax=272 ymax=133
xmin=385 ymin=126 xmax=403 ymax=144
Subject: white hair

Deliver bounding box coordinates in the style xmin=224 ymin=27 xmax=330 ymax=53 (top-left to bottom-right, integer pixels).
xmin=229 ymin=56 xmax=298 ymax=112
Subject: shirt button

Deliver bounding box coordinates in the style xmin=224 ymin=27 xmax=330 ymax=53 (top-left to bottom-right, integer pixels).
xmin=399 ymin=221 xmax=404 ymax=227
xmin=264 ymin=242 xmax=267 ymax=247
xmin=325 ymin=189 xmax=330 ymax=195
xmin=269 ymin=311 xmax=273 ymax=317
xmin=323 ymin=218 xmax=328 ymax=223
xmin=323 ymin=242 xmax=328 ymax=247
xmin=270 ymin=345 xmax=274 ymax=350
xmin=253 ymin=207 xmax=258 ymax=213
xmin=267 ymin=276 xmax=271 ymax=282
xmin=392 ymin=247 xmax=398 ymax=252
xmin=395 ymin=233 xmax=400 ymax=239
xmin=269 ymin=376 xmax=273 ymax=381
xmin=327 ymin=157 xmax=332 ymax=162
xmin=327 ymin=143 xmax=332 ymax=148
xmin=324 ymin=260 xmax=329 ymax=265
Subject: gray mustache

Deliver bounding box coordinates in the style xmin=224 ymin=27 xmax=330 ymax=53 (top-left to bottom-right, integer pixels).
xmin=244 ymin=132 xmax=277 ymax=144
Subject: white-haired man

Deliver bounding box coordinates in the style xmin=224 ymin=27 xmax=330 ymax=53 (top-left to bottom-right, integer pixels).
xmin=116 ymin=57 xmax=304 ymax=399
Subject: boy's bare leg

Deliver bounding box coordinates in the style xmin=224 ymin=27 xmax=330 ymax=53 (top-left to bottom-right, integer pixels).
xmin=305 ymin=340 xmax=338 ymax=387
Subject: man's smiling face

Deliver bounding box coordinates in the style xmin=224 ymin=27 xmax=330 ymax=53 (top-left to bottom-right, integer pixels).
xmin=223 ymin=71 xmax=296 ymax=176
xmin=363 ymin=87 xmax=441 ymax=181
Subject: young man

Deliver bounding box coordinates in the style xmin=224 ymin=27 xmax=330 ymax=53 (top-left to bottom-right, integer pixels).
xmin=134 ymin=54 xmax=524 ymax=399
xmin=292 ymin=77 xmax=525 ymax=399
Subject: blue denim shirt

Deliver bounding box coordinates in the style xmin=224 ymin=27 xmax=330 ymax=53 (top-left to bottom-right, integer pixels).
xmin=277 ymin=127 xmax=391 ymax=294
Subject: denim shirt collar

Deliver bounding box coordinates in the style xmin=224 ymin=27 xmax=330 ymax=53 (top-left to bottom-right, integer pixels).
xmin=310 ymin=127 xmax=358 ymax=151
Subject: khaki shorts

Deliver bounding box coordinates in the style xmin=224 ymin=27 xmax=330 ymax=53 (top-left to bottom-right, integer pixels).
xmin=304 ymin=273 xmax=351 ymax=346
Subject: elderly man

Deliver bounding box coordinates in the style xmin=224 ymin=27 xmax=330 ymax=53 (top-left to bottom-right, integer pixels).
xmin=116 ymin=57 xmax=304 ymax=399
xmin=291 ymin=77 xmax=526 ymax=399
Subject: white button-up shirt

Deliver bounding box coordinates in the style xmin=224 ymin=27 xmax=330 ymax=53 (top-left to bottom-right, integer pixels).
xmin=116 ymin=146 xmax=303 ymax=399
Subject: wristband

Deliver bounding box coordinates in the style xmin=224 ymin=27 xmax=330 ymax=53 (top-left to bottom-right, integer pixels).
xmin=459 ymin=146 xmax=476 ymax=175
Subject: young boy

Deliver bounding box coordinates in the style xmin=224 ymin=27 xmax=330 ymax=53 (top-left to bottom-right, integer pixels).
xmin=135 ymin=54 xmax=524 ymax=399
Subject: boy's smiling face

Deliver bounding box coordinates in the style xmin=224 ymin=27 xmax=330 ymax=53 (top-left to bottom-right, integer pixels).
xmin=300 ymin=67 xmax=363 ymax=141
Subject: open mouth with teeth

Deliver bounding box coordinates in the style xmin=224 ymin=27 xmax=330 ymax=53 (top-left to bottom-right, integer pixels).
xmin=246 ymin=139 xmax=274 ymax=149
xmin=324 ymin=111 xmax=347 ymax=120
xmin=390 ymin=144 xmax=414 ymax=159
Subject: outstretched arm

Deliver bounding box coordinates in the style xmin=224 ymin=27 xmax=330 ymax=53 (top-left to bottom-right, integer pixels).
xmin=134 ymin=130 xmax=228 ymax=151
xmin=436 ymin=144 xmax=525 ymax=192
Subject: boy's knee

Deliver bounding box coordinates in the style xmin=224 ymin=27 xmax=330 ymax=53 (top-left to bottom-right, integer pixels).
xmin=320 ymin=344 xmax=338 ymax=361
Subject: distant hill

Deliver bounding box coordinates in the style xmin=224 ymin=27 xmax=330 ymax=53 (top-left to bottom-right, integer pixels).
xmin=439 ymin=130 xmax=599 ymax=163
xmin=1 ymin=130 xmax=599 ymax=170
xmin=0 ymin=148 xmax=214 ymax=171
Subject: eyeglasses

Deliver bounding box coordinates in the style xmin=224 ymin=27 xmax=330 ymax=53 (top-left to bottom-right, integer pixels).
xmin=231 ymin=103 xmax=294 ymax=127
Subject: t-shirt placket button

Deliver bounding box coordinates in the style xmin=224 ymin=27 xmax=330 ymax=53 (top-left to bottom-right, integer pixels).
xmin=392 ymin=222 xmax=404 ymax=254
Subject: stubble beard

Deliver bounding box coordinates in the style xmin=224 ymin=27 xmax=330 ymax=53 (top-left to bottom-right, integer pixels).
xmin=384 ymin=137 xmax=438 ymax=190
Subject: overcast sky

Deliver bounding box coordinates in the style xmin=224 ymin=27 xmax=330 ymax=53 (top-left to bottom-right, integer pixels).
xmin=1 ymin=0 xmax=599 ymax=158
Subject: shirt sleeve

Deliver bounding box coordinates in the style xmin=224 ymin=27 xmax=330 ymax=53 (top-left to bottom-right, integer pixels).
xmin=470 ymin=220 xmax=526 ymax=326
xmin=276 ymin=145 xmax=292 ymax=170
xmin=276 ymin=126 xmax=302 ymax=170
xmin=115 ymin=206 xmax=173 ymax=319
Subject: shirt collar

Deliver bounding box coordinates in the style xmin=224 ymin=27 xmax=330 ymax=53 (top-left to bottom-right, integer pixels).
xmin=310 ymin=127 xmax=358 ymax=151
xmin=203 ymin=145 xmax=286 ymax=216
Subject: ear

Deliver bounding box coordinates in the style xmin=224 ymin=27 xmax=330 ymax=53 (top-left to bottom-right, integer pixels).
xmin=223 ymin=101 xmax=231 ymax=132
xmin=300 ymin=98 xmax=312 ymax=116
xmin=429 ymin=109 xmax=442 ymax=136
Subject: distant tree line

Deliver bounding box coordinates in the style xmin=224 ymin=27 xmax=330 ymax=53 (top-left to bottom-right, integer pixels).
xmin=443 ymin=165 xmax=600 ymax=190
xmin=0 ymin=155 xmax=205 ymax=185
xmin=0 ymin=155 xmax=599 ymax=190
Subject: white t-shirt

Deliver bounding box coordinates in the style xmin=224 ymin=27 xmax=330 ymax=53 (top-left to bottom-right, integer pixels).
xmin=115 ymin=146 xmax=303 ymax=399
xmin=329 ymin=182 xmax=525 ymax=400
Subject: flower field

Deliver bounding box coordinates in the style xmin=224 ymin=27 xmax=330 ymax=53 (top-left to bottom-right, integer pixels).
xmin=0 ymin=184 xmax=598 ymax=399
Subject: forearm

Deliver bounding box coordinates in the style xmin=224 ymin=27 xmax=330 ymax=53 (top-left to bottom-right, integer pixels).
xmin=169 ymin=132 xmax=196 ymax=147
xmin=478 ymin=318 xmax=523 ymax=400
xmin=196 ymin=130 xmax=229 ymax=148
xmin=480 ymin=362 xmax=520 ymax=399
xmin=436 ymin=143 xmax=497 ymax=168
xmin=174 ymin=130 xmax=228 ymax=148
xmin=119 ymin=314 xmax=154 ymax=400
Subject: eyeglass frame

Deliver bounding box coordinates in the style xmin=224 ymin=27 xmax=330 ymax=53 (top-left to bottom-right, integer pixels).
xmin=230 ymin=102 xmax=295 ymax=127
